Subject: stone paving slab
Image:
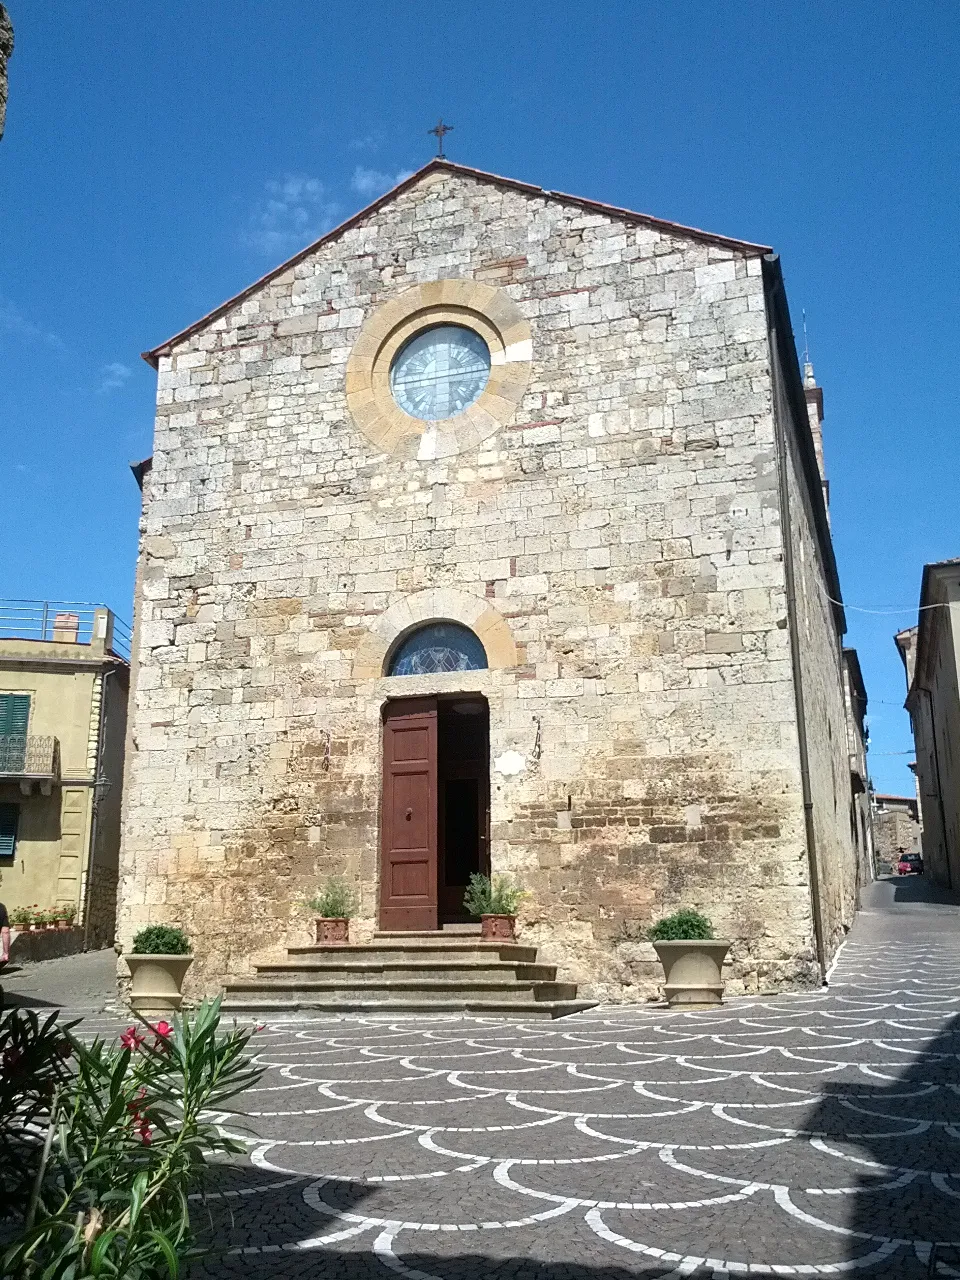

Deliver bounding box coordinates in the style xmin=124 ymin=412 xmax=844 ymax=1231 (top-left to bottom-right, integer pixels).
xmin=4 ymin=882 xmax=959 ymax=1278
xmin=182 ymin=884 xmax=959 ymax=1278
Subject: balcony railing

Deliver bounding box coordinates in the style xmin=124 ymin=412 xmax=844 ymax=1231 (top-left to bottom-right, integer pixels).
xmin=0 ymin=600 xmax=131 ymax=661
xmin=0 ymin=734 xmax=61 ymax=781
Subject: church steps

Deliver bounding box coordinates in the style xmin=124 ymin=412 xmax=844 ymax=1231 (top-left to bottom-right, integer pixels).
xmin=220 ymin=932 xmax=594 ymax=1019
xmin=224 ymin=977 xmax=578 ymax=1002
xmin=250 ymin=961 xmax=559 ymax=983
xmin=285 ymin=943 xmax=540 ymax=964
xmin=220 ymin=997 xmax=596 ymax=1021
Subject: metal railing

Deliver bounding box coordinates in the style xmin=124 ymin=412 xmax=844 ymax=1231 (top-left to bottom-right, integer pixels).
xmin=0 ymin=600 xmax=131 ymax=661
xmin=0 ymin=734 xmax=61 ymax=779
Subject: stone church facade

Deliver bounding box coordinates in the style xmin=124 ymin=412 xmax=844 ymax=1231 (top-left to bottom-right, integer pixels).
xmin=118 ymin=160 xmax=860 ymax=1001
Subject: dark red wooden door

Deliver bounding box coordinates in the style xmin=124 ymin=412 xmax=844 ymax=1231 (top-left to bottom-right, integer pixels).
xmin=380 ymin=699 xmax=438 ymax=931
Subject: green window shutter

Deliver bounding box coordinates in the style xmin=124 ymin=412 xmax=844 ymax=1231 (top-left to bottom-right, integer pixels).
xmin=0 ymin=695 xmax=30 ymax=736
xmin=0 ymin=804 xmax=18 ymax=857
xmin=0 ymin=695 xmax=30 ymax=771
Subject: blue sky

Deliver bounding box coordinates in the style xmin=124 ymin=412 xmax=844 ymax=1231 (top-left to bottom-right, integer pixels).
xmin=1 ymin=2 xmax=957 ymax=793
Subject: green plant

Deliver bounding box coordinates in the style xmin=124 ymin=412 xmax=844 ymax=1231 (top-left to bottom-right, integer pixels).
xmin=130 ymin=925 xmax=191 ymax=955
xmin=647 ymin=909 xmax=715 ymax=941
xmin=61 ymin=904 xmax=76 ymax=923
xmin=306 ymin=877 xmax=356 ymax=918
xmin=0 ymin=1007 xmax=78 ymax=1216
xmin=463 ymin=873 xmax=526 ymax=918
xmin=1 ymin=997 xmax=263 ymax=1278
xmin=10 ymin=905 xmax=32 ymax=926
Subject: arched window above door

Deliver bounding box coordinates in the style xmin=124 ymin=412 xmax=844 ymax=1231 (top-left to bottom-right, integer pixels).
xmin=386 ymin=622 xmax=488 ymax=678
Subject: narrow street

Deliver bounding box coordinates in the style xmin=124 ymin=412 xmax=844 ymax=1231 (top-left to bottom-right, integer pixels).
xmin=7 ymin=877 xmax=957 ymax=1277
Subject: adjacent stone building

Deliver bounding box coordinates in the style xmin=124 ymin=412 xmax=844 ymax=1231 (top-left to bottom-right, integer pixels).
xmin=843 ymin=648 xmax=874 ymax=886
xmin=119 ymin=160 xmax=863 ymax=1001
xmin=871 ymin=792 xmax=921 ymax=875
xmin=0 ymin=601 xmax=130 ymax=945
xmin=895 ymin=560 xmax=960 ymax=890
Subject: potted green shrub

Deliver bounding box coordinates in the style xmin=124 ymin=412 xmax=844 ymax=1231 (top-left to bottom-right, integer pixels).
xmin=463 ymin=873 xmax=526 ymax=940
xmin=126 ymin=924 xmax=193 ymax=1016
xmin=307 ymin=877 xmax=356 ymax=944
xmin=648 ymin=909 xmax=731 ymax=1008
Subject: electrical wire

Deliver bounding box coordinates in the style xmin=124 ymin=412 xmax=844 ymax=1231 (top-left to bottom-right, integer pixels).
xmin=816 ymin=577 xmax=954 ymax=616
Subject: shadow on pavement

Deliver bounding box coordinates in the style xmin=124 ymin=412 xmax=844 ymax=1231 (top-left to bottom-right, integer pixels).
xmin=890 ymin=876 xmax=960 ymax=906
xmin=866 ymin=873 xmax=960 ymax=908
xmin=0 ymin=987 xmax=60 ymax=1009
xmin=803 ymin=1010 xmax=960 ymax=1276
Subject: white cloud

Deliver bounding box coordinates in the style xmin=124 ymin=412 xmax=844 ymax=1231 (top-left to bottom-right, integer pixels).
xmin=349 ymin=133 xmax=381 ymax=152
xmin=351 ymin=166 xmax=415 ymax=199
xmin=97 ymin=361 xmax=132 ymax=394
xmin=243 ymin=174 xmax=341 ymax=257
xmin=0 ymin=297 xmax=65 ymax=350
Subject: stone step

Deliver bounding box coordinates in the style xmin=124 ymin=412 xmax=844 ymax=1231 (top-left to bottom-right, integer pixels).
xmin=251 ymin=961 xmax=559 ymax=983
xmin=287 ymin=942 xmax=539 ymax=963
xmin=223 ymin=978 xmax=580 ymax=1004
xmin=375 ymin=930 xmax=483 ymax=939
xmin=226 ymin=930 xmax=592 ymax=1021
xmin=220 ymin=995 xmax=597 ymax=1021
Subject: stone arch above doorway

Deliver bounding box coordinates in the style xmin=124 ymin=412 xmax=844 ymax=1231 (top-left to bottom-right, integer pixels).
xmin=352 ymin=588 xmax=517 ymax=680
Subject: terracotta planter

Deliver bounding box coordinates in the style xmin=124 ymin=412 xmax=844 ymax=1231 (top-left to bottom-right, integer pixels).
xmin=315 ymin=917 xmax=350 ymax=945
xmin=653 ymin=939 xmax=731 ymax=1008
xmin=127 ymin=954 xmax=194 ymax=1016
xmin=480 ymin=914 xmax=516 ymax=941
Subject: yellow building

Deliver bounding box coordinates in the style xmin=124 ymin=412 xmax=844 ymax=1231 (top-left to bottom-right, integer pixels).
xmin=0 ymin=601 xmax=130 ymax=945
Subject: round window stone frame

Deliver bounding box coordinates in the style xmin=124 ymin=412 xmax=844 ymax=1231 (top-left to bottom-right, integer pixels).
xmin=345 ymin=280 xmax=532 ymax=460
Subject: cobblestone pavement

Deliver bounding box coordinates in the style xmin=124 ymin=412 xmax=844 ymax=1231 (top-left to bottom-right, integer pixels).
xmin=9 ymin=882 xmax=960 ymax=1278
xmin=173 ymin=880 xmax=958 ymax=1279
xmin=0 ymin=946 xmax=119 ymax=1013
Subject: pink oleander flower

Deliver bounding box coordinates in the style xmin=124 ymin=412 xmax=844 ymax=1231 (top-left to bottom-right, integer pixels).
xmin=152 ymin=1020 xmax=173 ymax=1048
xmin=120 ymin=1026 xmax=145 ymax=1051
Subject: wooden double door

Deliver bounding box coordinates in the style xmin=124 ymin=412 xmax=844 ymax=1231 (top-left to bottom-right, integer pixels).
xmin=379 ymin=696 xmax=490 ymax=931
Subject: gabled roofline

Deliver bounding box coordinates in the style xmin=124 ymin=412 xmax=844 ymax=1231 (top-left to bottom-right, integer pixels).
xmin=141 ymin=158 xmax=774 ymax=368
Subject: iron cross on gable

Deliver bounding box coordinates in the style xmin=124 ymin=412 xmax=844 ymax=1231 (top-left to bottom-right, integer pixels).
xmin=428 ymin=118 xmax=453 ymax=157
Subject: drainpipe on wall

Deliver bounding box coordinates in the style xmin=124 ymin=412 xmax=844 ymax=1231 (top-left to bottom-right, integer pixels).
xmin=82 ymin=666 xmax=113 ymax=950
xmin=765 ymin=259 xmax=827 ymax=984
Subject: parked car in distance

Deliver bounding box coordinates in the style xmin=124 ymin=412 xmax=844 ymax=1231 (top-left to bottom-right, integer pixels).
xmin=897 ymin=852 xmax=923 ymax=876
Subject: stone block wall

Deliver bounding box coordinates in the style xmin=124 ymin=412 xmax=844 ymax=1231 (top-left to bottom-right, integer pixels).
xmin=119 ymin=168 xmax=840 ymax=1000
xmin=873 ymin=801 xmax=921 ymax=873
xmin=8 ymin=926 xmax=84 ymax=965
xmin=769 ymin=309 xmax=860 ymax=967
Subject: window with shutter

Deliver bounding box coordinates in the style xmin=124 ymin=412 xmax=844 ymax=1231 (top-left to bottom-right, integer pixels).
xmin=0 ymin=803 xmax=18 ymax=857
xmin=0 ymin=694 xmax=30 ymax=772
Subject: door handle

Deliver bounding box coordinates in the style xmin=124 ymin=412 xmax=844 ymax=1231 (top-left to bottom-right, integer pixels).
xmin=405 ymin=808 xmax=413 ymax=820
